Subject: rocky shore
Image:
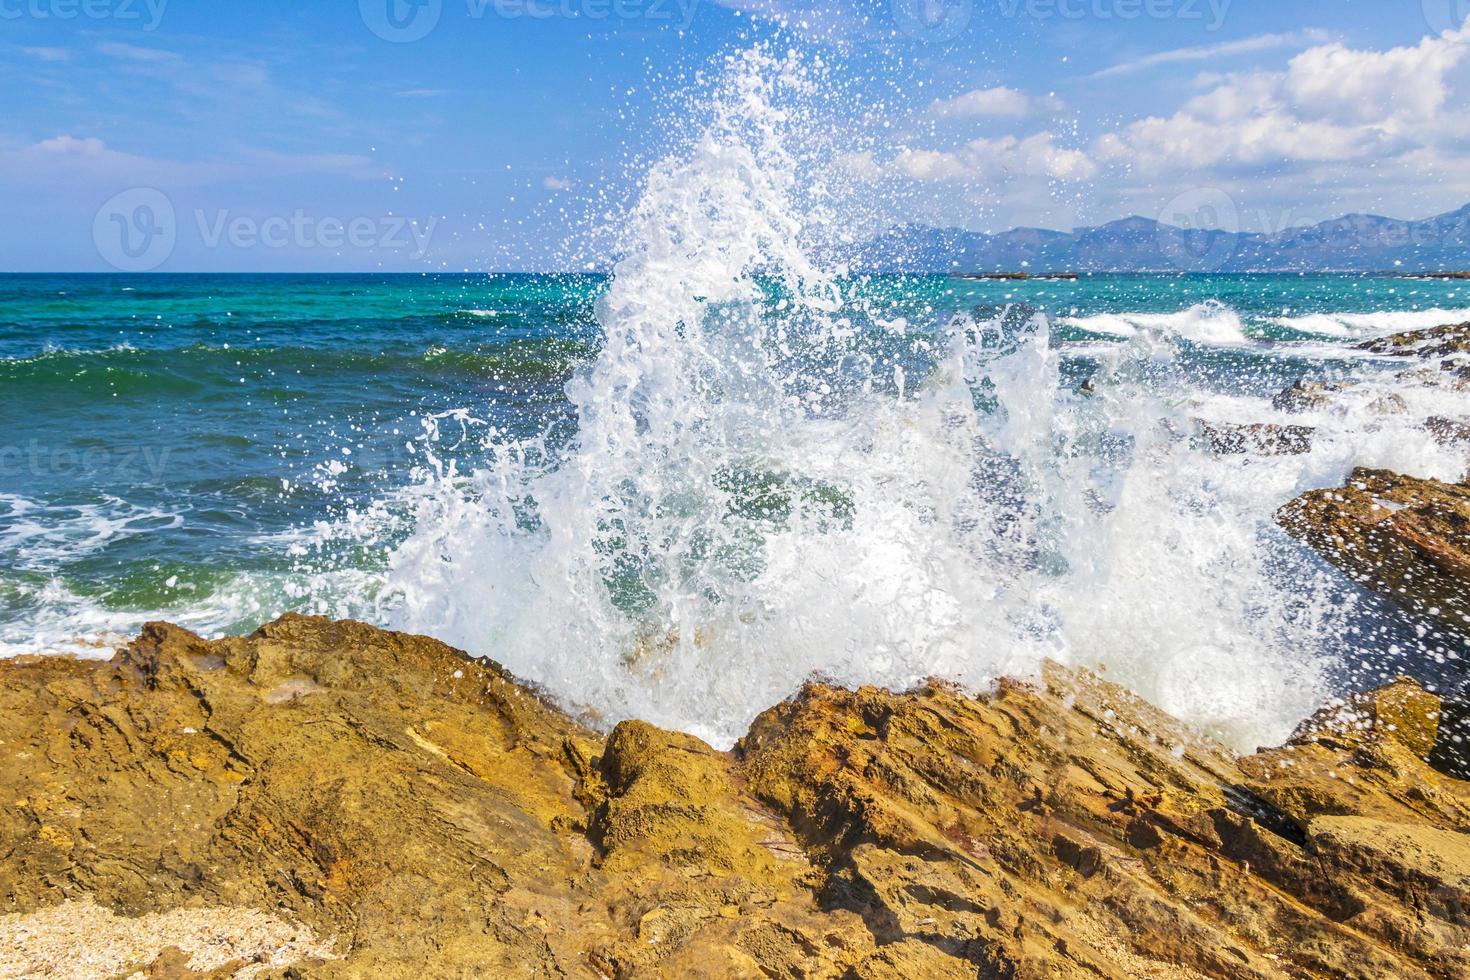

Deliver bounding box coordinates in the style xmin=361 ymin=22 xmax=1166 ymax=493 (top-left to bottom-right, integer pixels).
xmin=1 ymin=594 xmax=1469 ymax=976
xmin=2 ymin=322 xmax=1469 ymax=978
xmin=1278 ymin=468 xmax=1470 ymax=635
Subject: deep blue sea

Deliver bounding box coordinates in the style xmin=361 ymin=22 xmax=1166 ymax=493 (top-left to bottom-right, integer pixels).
xmin=3 ymin=271 xmax=1468 ymax=747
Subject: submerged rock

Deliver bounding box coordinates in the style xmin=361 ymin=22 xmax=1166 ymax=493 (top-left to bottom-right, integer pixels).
xmin=1197 ymin=420 xmax=1314 ymax=456
xmin=1357 ymin=322 xmax=1470 ymax=391
xmin=3 ymin=615 xmax=1470 ymax=977
xmin=1357 ymin=322 xmax=1470 ymax=361
xmin=1427 ymin=415 xmax=1470 ymax=449
xmin=1272 ymin=378 xmax=1346 ymax=414
xmin=1267 ymin=378 xmax=1416 ymax=416
xmin=1277 ymin=468 xmax=1470 ymax=635
xmin=1368 ymin=391 xmax=1411 ymax=415
xmin=1271 ymin=324 xmax=1470 ymax=418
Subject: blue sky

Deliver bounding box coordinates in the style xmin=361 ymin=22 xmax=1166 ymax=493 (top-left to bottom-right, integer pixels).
xmin=3 ymin=0 xmax=1469 ymax=270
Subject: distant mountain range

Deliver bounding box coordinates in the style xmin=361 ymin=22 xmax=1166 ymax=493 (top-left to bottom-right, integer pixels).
xmin=854 ymin=203 xmax=1470 ymax=274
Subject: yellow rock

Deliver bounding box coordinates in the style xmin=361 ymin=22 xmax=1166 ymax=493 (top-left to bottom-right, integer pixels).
xmin=1 ymin=614 xmax=1469 ymax=978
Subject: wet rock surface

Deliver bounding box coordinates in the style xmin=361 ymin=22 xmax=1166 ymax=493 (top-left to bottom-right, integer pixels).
xmin=1196 ymin=421 xmax=1314 ymax=456
xmin=4 ymin=615 xmax=1470 ymax=976
xmin=1357 ymin=322 xmax=1470 ymax=361
xmin=1278 ymin=467 xmax=1470 ymax=636
xmin=1357 ymin=322 xmax=1470 ymax=390
xmin=1269 ymin=321 xmax=1470 ymax=419
xmin=1427 ymin=416 xmax=1470 ymax=449
xmin=1271 ymin=378 xmax=1347 ymax=414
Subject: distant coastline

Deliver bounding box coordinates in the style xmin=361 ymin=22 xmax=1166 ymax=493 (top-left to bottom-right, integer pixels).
xmin=861 ymin=202 xmax=1470 ymax=275
xmin=950 ymin=271 xmax=1079 ymax=281
xmin=942 ymin=270 xmax=1470 ymax=280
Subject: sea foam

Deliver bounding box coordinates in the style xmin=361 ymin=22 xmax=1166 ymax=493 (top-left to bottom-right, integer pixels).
xmin=379 ymin=48 xmax=1374 ymax=750
xmin=1060 ymin=301 xmax=1250 ymax=346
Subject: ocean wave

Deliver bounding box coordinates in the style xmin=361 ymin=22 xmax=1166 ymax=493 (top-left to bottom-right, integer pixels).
xmin=0 ymin=493 xmax=185 ymax=569
xmin=0 ymin=342 xmax=137 ymax=364
xmin=0 ymin=575 xmax=138 ymax=659
xmin=379 ymin=50 xmax=1346 ymax=753
xmin=1267 ymin=307 xmax=1470 ymax=339
xmin=9 ymin=46 xmax=1467 ymax=765
xmin=0 ymin=339 xmax=596 ymax=388
xmin=1059 ymin=301 xmax=1250 ymax=346
xmin=0 ymin=563 xmax=391 ymax=659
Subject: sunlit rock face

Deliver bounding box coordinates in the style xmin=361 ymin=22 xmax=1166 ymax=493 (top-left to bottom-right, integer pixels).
xmin=3 ymin=613 xmax=1470 ymax=977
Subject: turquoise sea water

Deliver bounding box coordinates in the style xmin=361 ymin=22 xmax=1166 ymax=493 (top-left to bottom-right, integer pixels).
xmin=2 ymin=271 xmax=1468 ymax=745
xmin=0 ymin=273 xmax=598 ymax=647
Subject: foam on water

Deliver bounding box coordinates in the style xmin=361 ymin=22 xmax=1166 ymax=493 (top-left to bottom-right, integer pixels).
xmin=376 ymin=48 xmax=1409 ymax=750
xmin=0 ymin=493 xmax=183 ymax=570
xmin=0 ymin=566 xmax=389 ymax=659
xmin=0 ymin=496 xmax=395 ymax=659
xmin=1269 ymin=307 xmax=1470 ymax=338
xmin=1061 ymin=302 xmax=1250 ymax=346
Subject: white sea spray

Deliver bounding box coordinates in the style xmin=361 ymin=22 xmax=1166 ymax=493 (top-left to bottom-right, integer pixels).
xmin=374 ymin=47 xmax=1409 ymax=750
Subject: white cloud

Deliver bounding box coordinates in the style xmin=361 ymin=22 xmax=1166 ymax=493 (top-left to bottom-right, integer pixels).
xmin=95 ymin=41 xmax=184 ymax=64
xmin=543 ymin=176 xmax=573 ymax=190
xmin=881 ymin=132 xmax=1098 ymax=184
xmin=1095 ymin=20 xmax=1470 ymax=173
xmin=892 ymin=148 xmax=975 ymax=182
xmin=22 ymin=47 xmax=71 ymax=62
xmin=848 ymin=18 xmax=1470 ymax=233
xmin=1284 ymin=31 xmax=1467 ymax=125
xmin=1090 ymin=31 xmax=1331 ymax=78
xmin=0 ymin=136 xmax=385 ymax=189
xmin=837 ymin=151 xmax=884 ymax=181
xmin=33 ymin=136 xmax=108 ymax=156
xmin=930 ymin=86 xmax=1060 ymax=118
